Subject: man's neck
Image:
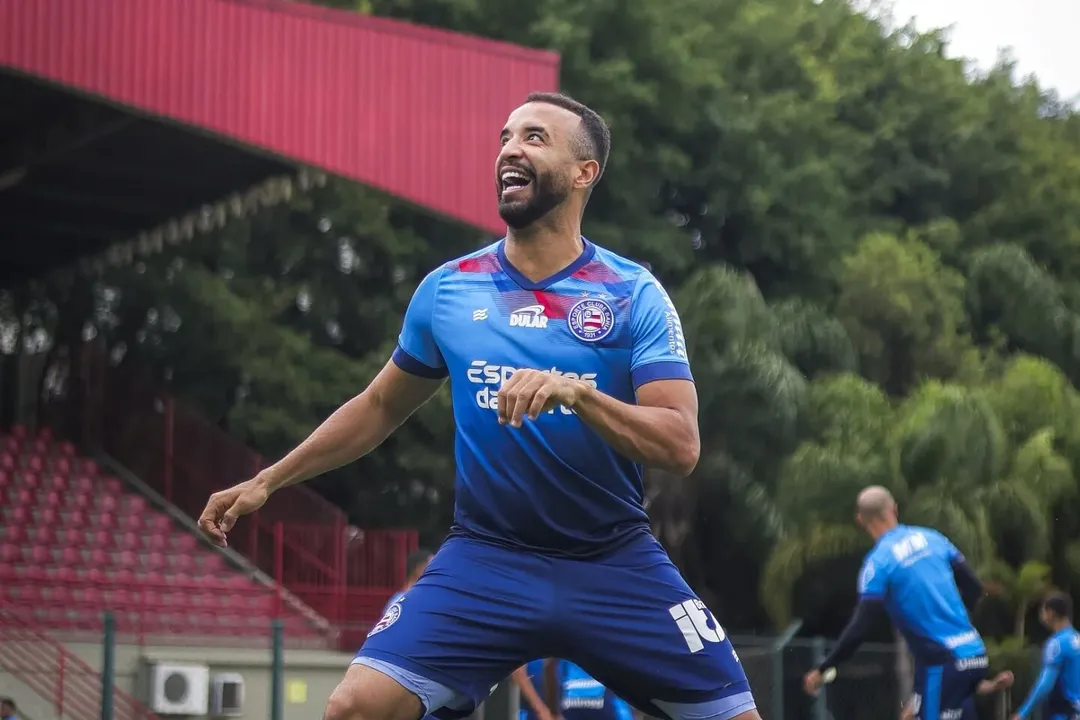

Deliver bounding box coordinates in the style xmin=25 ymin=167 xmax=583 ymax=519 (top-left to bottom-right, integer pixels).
xmin=505 ymin=218 xmax=584 ymax=284
xmin=868 ymin=519 xmax=899 ymax=541
xmin=1053 ymin=620 xmax=1073 ymax=633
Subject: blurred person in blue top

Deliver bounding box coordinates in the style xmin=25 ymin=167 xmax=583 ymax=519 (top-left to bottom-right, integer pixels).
xmin=802 ymin=486 xmax=1013 ymax=719
xmin=1 ymin=697 xmax=17 ymax=720
xmin=1011 ymin=591 xmax=1080 ymax=720
xmin=553 ymin=660 xmax=633 ymax=720
xmin=513 ymin=661 xmax=559 ymax=720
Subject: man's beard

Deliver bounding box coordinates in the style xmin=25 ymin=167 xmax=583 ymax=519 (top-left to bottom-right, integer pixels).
xmin=498 ymin=172 xmax=570 ymax=230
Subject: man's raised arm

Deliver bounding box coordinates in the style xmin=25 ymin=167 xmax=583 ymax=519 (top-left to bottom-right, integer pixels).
xmin=199 ymin=265 xmax=449 ymax=546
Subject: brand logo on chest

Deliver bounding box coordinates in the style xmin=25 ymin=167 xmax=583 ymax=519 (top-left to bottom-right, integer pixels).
xmin=509 ymin=304 xmax=549 ymax=329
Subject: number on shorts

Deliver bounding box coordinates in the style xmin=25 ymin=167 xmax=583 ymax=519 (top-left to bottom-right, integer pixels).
xmin=669 ymin=599 xmax=726 ymax=653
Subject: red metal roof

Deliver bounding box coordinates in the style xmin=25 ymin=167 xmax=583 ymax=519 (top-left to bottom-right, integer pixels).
xmin=0 ymin=0 xmax=560 ymax=234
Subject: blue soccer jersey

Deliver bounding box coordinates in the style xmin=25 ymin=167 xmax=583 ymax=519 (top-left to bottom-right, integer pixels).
xmin=391 ymin=237 xmax=691 ymax=555
xmin=1016 ymin=627 xmax=1080 ymax=719
xmin=858 ymin=525 xmax=985 ymax=663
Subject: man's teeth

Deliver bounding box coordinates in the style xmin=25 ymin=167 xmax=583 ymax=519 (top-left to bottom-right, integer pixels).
xmin=501 ymin=170 xmax=530 ymax=186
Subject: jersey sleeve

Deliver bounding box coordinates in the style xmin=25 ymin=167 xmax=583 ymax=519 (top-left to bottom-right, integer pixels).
xmin=858 ymin=556 xmax=888 ymax=600
xmin=629 ymin=272 xmax=693 ymax=389
xmin=1043 ymin=637 xmax=1063 ymax=667
xmin=935 ymin=529 xmax=965 ymax=563
xmin=391 ymin=267 xmax=448 ymax=379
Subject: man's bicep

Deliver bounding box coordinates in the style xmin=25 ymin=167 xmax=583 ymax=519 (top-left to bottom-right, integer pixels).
xmin=369 ymin=358 xmax=447 ymax=426
xmin=635 ymin=378 xmax=698 ymax=417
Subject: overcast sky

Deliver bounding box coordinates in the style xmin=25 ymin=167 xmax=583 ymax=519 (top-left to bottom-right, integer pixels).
xmin=879 ymin=0 xmax=1079 ymax=102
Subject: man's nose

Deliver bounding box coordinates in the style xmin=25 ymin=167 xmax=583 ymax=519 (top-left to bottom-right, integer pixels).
xmin=498 ymin=139 xmax=524 ymax=163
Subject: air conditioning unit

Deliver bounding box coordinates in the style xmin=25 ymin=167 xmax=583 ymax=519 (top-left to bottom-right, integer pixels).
xmin=211 ymin=673 xmax=245 ymax=717
xmin=149 ymin=662 xmax=210 ymax=715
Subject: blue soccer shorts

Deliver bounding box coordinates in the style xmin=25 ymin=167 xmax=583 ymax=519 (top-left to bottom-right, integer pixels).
xmin=908 ymin=656 xmax=988 ymax=720
xmin=354 ymin=530 xmax=755 ymax=720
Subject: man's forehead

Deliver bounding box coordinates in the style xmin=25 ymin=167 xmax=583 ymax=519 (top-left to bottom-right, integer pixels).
xmin=502 ymin=102 xmax=581 ymax=135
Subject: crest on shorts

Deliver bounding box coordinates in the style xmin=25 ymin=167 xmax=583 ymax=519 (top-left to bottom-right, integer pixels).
xmin=367 ymin=599 xmax=402 ymax=637
xmin=568 ymin=298 xmax=615 ymax=343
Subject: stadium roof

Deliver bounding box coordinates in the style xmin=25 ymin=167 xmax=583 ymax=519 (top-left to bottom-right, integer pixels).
xmin=0 ymin=0 xmax=559 ymax=286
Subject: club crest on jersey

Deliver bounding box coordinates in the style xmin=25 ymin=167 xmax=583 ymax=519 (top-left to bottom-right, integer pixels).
xmin=367 ymin=600 xmax=402 ymax=637
xmin=568 ymin=298 xmax=615 ymax=343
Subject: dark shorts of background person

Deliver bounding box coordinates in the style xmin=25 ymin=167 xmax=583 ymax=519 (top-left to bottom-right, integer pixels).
xmin=909 ymin=656 xmax=988 ymax=720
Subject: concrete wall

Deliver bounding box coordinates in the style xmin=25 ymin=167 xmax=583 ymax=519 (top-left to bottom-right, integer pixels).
xmin=0 ymin=672 xmax=49 ymax=720
xmin=64 ymin=642 xmax=353 ymax=720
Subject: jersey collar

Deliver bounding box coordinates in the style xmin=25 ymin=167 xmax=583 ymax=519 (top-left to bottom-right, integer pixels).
xmin=497 ymin=236 xmax=596 ymax=291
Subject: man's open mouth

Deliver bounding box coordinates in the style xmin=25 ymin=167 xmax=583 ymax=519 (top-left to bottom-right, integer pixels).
xmin=500 ymin=168 xmax=533 ymax=197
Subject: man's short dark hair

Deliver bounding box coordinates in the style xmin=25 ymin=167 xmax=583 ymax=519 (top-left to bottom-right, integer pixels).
xmin=0 ymin=697 xmax=15 ymax=710
xmin=524 ymin=92 xmax=611 ymax=189
xmin=1044 ymin=591 xmax=1073 ymax=620
xmin=406 ymin=548 xmax=433 ymax=578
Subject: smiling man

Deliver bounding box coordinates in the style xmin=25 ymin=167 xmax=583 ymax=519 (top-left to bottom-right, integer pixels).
xmin=197 ymin=92 xmax=758 ymax=720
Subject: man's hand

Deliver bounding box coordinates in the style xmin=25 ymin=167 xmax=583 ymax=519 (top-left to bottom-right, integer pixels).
xmin=497 ymin=369 xmax=583 ymax=427
xmin=197 ymin=478 xmax=270 ymax=547
xmin=802 ymin=669 xmax=824 ymax=697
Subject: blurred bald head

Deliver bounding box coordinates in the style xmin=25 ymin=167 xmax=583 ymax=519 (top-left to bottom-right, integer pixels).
xmin=855 ymin=485 xmax=898 ymax=539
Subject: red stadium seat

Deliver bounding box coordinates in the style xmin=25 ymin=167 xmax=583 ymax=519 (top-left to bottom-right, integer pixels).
xmin=81 ymin=458 xmax=99 ymax=476
xmin=0 ymin=544 xmax=18 ymax=564
xmin=58 ymin=441 xmax=76 ymax=456
xmin=147 ymin=533 xmax=167 ymax=552
xmin=172 ymin=554 xmax=194 ymax=573
xmin=98 ymin=495 xmax=118 ymax=513
xmin=121 ymin=514 xmax=144 ymax=533
xmin=30 ymin=545 xmax=51 ymax=564
xmin=74 ymin=475 xmax=94 ymax=493
xmin=203 ymin=553 xmax=226 ymax=573
xmin=10 ymin=505 xmax=30 ymax=524
xmin=26 ymin=456 xmax=45 ymax=473
xmin=60 ymin=546 xmax=80 ymax=565
xmin=21 ymin=472 xmax=40 ymax=489
xmin=42 ymin=490 xmax=61 ymax=507
xmin=57 ymin=527 xmax=82 ymax=546
xmin=31 ymin=526 xmax=55 ymax=545
xmin=118 ymin=550 xmax=138 ymax=568
xmin=65 ymin=509 xmax=88 ymax=528
xmin=0 ymin=469 xmax=10 ymax=486
xmin=10 ymin=424 xmax=27 ymax=439
xmin=0 ymin=453 xmax=15 ymax=471
xmin=39 ymin=506 xmax=59 ymax=525
xmin=149 ymin=514 xmax=173 ymax=533
xmin=55 ymin=457 xmax=72 ymax=474
xmin=46 ymin=473 xmax=67 ymax=491
xmin=89 ymin=548 xmax=108 ymax=566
